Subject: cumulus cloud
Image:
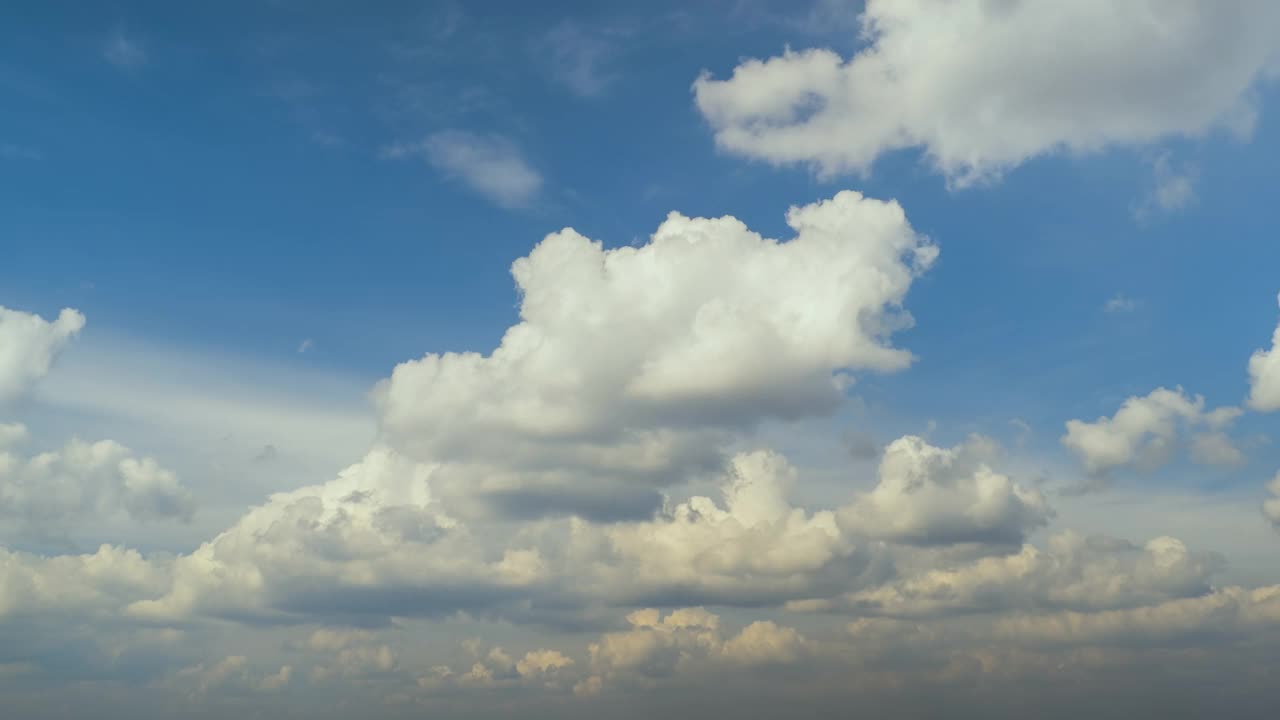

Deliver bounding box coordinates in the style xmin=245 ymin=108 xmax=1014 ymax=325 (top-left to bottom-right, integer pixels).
xmin=125 ymin=430 xmax=1049 ymax=626
xmin=992 ymin=584 xmax=1280 ymax=647
xmin=127 ymin=446 xmax=531 ymax=623
xmin=0 ymin=428 xmax=195 ymax=530
xmin=307 ymin=628 xmax=396 ymax=679
xmin=418 ymin=642 xmax=577 ymax=693
xmin=803 ymin=531 xmax=1222 ymax=617
xmin=0 ymin=306 xmax=84 ymax=403
xmin=694 ymin=1 xmax=1280 ymax=185
xmin=577 ymin=450 xmax=867 ymax=607
xmin=573 ymin=607 xmax=808 ymax=695
xmin=0 ymin=544 xmax=169 ymax=620
xmin=1264 ymin=472 xmax=1280 ymax=531
xmin=1247 ymin=292 xmax=1280 ymax=412
xmin=1062 ymin=387 xmax=1243 ymax=477
xmin=374 ymin=190 xmax=935 ymax=519
xmin=385 ymin=131 xmax=543 ymax=208
xmin=840 ymin=435 xmax=1050 ymax=547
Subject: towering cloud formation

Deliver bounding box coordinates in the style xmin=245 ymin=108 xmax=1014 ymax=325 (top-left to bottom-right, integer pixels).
xmin=694 ymin=1 xmax=1280 ymax=184
xmin=374 ymin=190 xmax=936 ymax=519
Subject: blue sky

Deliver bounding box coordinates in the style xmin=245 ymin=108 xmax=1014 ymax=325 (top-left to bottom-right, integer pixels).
xmin=4 ymin=2 xmax=1280 ymax=717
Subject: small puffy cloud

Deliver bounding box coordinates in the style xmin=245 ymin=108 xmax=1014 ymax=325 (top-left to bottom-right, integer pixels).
xmin=694 ymin=2 xmax=1280 ymax=185
xmin=386 ymin=131 xmax=543 ymax=209
xmin=1247 ymin=292 xmax=1280 ymax=412
xmin=0 ymin=434 xmax=195 ymax=530
xmin=841 ymin=435 xmax=1051 ymax=547
xmin=1134 ymin=153 xmax=1197 ymax=220
xmin=418 ymin=641 xmax=573 ymax=692
xmin=516 ymin=649 xmax=575 ymax=684
xmin=374 ymin=190 xmax=934 ymax=519
xmin=1062 ymin=387 xmax=1242 ymax=476
xmin=539 ymin=20 xmax=619 ymax=97
xmin=1104 ymin=294 xmax=1138 ymax=313
xmin=0 ymin=306 xmax=85 ymax=403
xmin=1264 ymin=472 xmax=1280 ymax=531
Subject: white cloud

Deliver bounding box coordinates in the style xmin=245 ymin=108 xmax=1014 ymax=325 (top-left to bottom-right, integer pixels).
xmin=0 ymin=306 xmax=84 ymax=404
xmin=1264 ymin=472 xmax=1280 ymax=531
xmin=374 ymin=190 xmax=935 ymax=518
xmin=694 ymin=1 xmax=1280 ymax=185
xmin=0 ymin=428 xmax=194 ymax=534
xmin=386 ymin=131 xmax=543 ymax=208
xmin=578 ymin=449 xmax=863 ymax=606
xmin=1247 ymin=292 xmax=1280 ymax=411
xmin=806 ymin=531 xmax=1221 ymax=617
xmin=840 ymin=435 xmax=1050 ymax=547
xmin=307 ymin=628 xmax=396 ymax=678
xmin=1133 ymin=153 xmax=1198 ymax=220
xmin=0 ymin=543 xmax=169 ymax=620
xmin=992 ymin=584 xmax=1280 ymax=647
xmin=1061 ymin=387 xmax=1243 ymax=477
xmin=573 ymin=607 xmax=808 ymax=695
xmin=1104 ymin=294 xmax=1139 ymax=313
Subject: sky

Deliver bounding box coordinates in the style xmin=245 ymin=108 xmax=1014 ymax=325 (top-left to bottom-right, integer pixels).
xmin=3 ymin=1 xmax=1280 ymax=717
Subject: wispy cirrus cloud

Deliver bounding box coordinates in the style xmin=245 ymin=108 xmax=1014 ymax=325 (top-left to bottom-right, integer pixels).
xmin=103 ymin=30 xmax=146 ymax=70
xmin=384 ymin=130 xmax=543 ymax=208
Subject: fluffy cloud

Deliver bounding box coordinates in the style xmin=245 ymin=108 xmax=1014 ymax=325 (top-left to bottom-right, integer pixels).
xmin=0 ymin=306 xmax=84 ymax=403
xmin=576 ymin=450 xmax=865 ymax=607
xmin=375 ymin=190 xmax=935 ymax=519
xmin=804 ymin=531 xmax=1222 ymax=617
xmin=128 ymin=446 xmax=537 ymax=623
xmin=694 ymin=1 xmax=1280 ymax=184
xmin=0 ymin=544 xmax=169 ymax=620
xmin=840 ymin=435 xmax=1050 ymax=547
xmin=1247 ymin=292 xmax=1280 ymax=411
xmin=1264 ymin=472 xmax=1280 ymax=531
xmin=0 ymin=427 xmax=195 ymax=530
xmin=573 ymin=607 xmax=808 ymax=695
xmin=1061 ymin=387 xmax=1242 ymax=477
xmin=418 ymin=643 xmax=577 ymax=693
